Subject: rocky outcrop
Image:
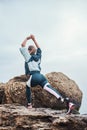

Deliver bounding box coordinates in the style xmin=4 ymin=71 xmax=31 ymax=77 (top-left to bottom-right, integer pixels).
xmin=0 ymin=83 xmax=5 ymax=104
xmin=46 ymin=72 xmax=82 ymax=109
xmin=0 ymin=72 xmax=82 ymax=110
xmin=0 ymin=104 xmax=87 ymax=130
xmin=0 ymin=72 xmax=85 ymax=130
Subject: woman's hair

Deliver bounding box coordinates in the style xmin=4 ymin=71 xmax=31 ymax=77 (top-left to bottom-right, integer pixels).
xmin=28 ymin=45 xmax=35 ymax=51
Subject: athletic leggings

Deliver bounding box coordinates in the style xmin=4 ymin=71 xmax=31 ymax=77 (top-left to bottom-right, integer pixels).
xmin=26 ymin=72 xmax=62 ymax=103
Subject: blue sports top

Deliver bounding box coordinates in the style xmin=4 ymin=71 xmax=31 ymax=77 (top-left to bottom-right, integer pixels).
xmin=20 ymin=47 xmax=42 ymax=74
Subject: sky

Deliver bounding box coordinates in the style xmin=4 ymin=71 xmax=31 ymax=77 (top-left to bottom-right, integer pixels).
xmin=0 ymin=0 xmax=87 ymax=114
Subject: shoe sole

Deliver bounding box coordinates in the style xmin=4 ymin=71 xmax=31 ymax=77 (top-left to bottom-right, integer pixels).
xmin=66 ymin=105 xmax=75 ymax=115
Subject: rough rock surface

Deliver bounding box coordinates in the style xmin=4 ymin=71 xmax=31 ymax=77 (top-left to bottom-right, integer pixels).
xmin=46 ymin=72 xmax=82 ymax=108
xmin=0 ymin=104 xmax=87 ymax=130
xmin=0 ymin=72 xmax=82 ymax=110
xmin=0 ymin=83 xmax=5 ymax=104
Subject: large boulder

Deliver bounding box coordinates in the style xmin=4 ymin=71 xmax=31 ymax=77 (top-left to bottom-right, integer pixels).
xmin=46 ymin=72 xmax=82 ymax=108
xmin=0 ymin=72 xmax=83 ymax=110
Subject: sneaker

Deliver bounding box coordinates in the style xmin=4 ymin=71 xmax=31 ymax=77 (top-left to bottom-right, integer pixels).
xmin=63 ymin=97 xmax=75 ymax=114
xmin=58 ymin=97 xmax=64 ymax=102
xmin=66 ymin=102 xmax=75 ymax=114
xmin=64 ymin=97 xmax=70 ymax=103
xmin=27 ymin=103 xmax=32 ymax=109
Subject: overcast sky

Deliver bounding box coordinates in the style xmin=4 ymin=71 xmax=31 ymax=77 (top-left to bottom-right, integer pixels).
xmin=0 ymin=0 xmax=87 ymax=113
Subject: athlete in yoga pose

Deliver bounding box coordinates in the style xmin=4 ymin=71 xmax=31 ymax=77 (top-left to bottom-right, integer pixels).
xmin=20 ymin=34 xmax=75 ymax=114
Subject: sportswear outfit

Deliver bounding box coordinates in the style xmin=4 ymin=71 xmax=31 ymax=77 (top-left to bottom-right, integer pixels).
xmin=20 ymin=46 xmax=75 ymax=114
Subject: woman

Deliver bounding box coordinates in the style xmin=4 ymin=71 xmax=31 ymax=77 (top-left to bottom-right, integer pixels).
xmin=20 ymin=34 xmax=75 ymax=114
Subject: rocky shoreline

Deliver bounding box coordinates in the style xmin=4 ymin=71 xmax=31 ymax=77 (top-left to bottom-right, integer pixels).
xmin=0 ymin=104 xmax=87 ymax=130
xmin=0 ymin=72 xmax=86 ymax=130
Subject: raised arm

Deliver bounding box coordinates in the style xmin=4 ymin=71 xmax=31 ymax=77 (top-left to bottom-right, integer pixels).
xmin=21 ymin=36 xmax=31 ymax=47
xmin=27 ymin=34 xmax=40 ymax=48
xmin=20 ymin=36 xmax=31 ymax=62
xmin=21 ymin=38 xmax=27 ymax=47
